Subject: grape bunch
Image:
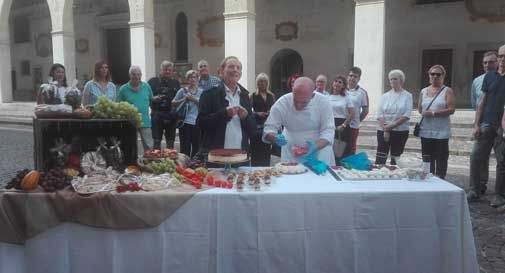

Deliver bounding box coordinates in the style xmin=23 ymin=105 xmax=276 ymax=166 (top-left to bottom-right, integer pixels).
xmin=92 ymin=96 xmax=143 ymax=127
xmin=147 ymin=158 xmax=177 ymax=174
xmin=5 ymin=169 xmax=31 ymax=190
xmin=39 ymin=168 xmax=72 ymax=192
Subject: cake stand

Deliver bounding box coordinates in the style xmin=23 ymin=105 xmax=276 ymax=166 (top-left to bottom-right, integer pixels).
xmin=206 ymin=158 xmax=250 ymax=174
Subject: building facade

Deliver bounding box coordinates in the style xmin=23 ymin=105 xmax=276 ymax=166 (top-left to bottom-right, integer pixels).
xmin=0 ymin=0 xmax=504 ymax=110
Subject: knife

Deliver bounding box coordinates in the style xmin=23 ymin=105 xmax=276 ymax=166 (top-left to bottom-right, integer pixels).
xmin=327 ymin=166 xmax=341 ymax=181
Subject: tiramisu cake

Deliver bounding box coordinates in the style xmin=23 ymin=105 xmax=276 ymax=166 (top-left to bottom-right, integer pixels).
xmin=208 ymin=149 xmax=248 ymax=163
xmin=275 ymin=162 xmax=307 ymax=174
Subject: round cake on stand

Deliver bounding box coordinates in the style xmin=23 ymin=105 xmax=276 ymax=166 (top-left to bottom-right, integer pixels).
xmin=207 ymin=149 xmax=249 ymax=173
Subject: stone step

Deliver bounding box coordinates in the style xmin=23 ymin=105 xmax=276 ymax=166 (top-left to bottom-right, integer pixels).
xmin=356 ymin=134 xmax=474 ymax=156
xmin=358 ymin=126 xmax=473 ymax=141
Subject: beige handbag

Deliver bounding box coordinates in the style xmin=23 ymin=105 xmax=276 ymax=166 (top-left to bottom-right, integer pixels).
xmin=333 ymin=130 xmax=347 ymax=158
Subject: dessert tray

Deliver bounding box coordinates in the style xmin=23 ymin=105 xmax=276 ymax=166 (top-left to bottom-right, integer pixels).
xmin=333 ymin=165 xmax=406 ymax=181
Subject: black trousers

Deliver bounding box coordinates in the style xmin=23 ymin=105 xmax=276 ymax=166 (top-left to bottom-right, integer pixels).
xmin=250 ymin=129 xmax=272 ymax=166
xmin=151 ymin=114 xmax=177 ymax=150
xmin=375 ymin=130 xmax=409 ymax=165
xmin=179 ymin=123 xmax=200 ymax=158
xmin=421 ymin=137 xmax=449 ymax=179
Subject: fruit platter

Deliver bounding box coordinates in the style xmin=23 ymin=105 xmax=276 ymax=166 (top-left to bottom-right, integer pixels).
xmin=143 ymin=149 xmax=178 ymax=159
xmin=332 ymin=165 xmax=407 ymax=181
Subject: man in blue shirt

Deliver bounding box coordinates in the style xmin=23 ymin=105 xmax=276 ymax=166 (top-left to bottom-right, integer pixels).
xmin=469 ymin=45 xmax=505 ymax=208
xmin=471 ymin=51 xmax=498 ymax=109
xmin=469 ymin=51 xmax=498 ymax=196
xmin=197 ymin=59 xmax=221 ymax=92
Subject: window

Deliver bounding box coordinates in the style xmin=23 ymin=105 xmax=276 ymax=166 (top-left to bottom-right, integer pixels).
xmin=175 ymin=12 xmax=188 ymax=62
xmin=13 ymin=16 xmax=30 ymax=43
xmin=20 ymin=60 xmax=30 ymax=76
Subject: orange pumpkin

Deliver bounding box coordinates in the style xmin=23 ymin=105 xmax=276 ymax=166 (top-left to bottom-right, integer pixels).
xmin=21 ymin=170 xmax=40 ymax=191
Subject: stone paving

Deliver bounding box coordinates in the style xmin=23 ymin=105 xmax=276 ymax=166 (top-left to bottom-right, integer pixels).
xmin=0 ymin=108 xmax=504 ymax=272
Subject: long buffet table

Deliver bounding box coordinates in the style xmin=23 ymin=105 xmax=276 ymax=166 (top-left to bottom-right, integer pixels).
xmin=0 ymin=169 xmax=478 ymax=273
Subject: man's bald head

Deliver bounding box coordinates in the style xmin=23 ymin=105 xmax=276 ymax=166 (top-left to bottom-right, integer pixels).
xmin=292 ymin=77 xmax=315 ymax=110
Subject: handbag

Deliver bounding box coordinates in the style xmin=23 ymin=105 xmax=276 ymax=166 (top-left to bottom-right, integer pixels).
xmin=413 ymin=86 xmax=445 ymax=137
xmin=170 ymin=88 xmax=189 ymax=128
xmin=333 ymin=130 xmax=347 ymax=158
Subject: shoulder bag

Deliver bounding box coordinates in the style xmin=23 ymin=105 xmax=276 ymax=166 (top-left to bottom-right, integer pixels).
xmin=413 ymin=86 xmax=445 ymax=137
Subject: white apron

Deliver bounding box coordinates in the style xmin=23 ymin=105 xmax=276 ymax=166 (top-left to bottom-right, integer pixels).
xmin=279 ymin=105 xmax=335 ymax=166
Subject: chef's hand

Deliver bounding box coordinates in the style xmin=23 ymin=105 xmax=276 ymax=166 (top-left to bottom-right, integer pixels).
xmin=237 ymin=106 xmax=248 ymax=120
xmin=298 ymin=141 xmax=318 ymax=163
xmin=274 ymin=134 xmax=288 ymax=146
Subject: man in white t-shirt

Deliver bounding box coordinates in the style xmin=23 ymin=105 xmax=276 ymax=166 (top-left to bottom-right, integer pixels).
xmin=346 ymin=66 xmax=369 ymax=155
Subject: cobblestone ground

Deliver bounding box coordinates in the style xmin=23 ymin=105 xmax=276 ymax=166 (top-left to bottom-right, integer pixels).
xmin=0 ymin=124 xmax=504 ymax=272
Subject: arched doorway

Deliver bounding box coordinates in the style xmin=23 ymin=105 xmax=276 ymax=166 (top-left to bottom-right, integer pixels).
xmin=8 ymin=0 xmax=52 ymax=101
xmin=270 ymin=49 xmax=303 ymax=95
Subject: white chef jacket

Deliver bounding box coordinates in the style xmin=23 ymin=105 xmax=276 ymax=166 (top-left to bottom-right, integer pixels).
xmin=263 ymin=92 xmax=336 ymax=165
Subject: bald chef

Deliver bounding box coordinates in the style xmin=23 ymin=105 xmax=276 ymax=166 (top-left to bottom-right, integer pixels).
xmin=263 ymin=77 xmax=336 ymax=166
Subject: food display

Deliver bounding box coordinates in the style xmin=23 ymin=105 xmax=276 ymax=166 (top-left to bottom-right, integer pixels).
xmin=40 ymin=168 xmax=73 ymax=192
xmin=21 ymin=170 xmax=41 ymax=191
xmin=140 ymin=173 xmax=181 ymax=191
xmin=334 ymin=166 xmax=406 ymax=181
xmin=92 ymin=96 xmax=143 ymax=127
xmin=275 ymin=162 xmax=308 ymax=174
xmin=143 ymin=149 xmax=178 ymax=159
xmin=208 ymin=149 xmax=248 ymax=163
xmin=5 ymin=169 xmax=32 ymax=190
xmin=71 ymin=170 xmax=119 ymax=194
xmin=147 ymin=158 xmax=177 ymax=175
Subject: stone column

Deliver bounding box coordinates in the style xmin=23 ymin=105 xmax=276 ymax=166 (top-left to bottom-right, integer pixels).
xmin=224 ymin=0 xmax=255 ymax=90
xmin=128 ymin=0 xmax=155 ymax=81
xmin=353 ymin=0 xmax=385 ymax=113
xmin=47 ymin=0 xmax=76 ymax=84
xmin=0 ymin=0 xmax=13 ymax=103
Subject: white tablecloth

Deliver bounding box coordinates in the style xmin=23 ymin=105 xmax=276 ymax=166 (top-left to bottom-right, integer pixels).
xmin=0 ymin=170 xmax=478 ymax=273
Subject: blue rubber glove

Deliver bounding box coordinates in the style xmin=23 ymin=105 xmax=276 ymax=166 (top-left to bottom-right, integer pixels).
xmin=274 ymin=134 xmax=288 ymax=147
xmin=298 ymin=141 xmax=318 ymax=163
xmin=302 ymin=158 xmax=328 ymax=175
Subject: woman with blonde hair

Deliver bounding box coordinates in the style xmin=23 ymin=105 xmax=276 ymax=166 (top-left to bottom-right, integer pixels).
xmin=375 ymin=69 xmax=412 ymax=165
xmin=251 ymin=73 xmax=276 ymax=166
xmin=417 ymin=65 xmax=455 ymax=179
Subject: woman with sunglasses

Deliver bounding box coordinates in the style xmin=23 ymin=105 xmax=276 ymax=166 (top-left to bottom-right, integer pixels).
xmin=417 ymin=65 xmax=456 ymax=179
xmin=375 ymin=69 xmax=412 ymax=165
xmin=329 ymin=75 xmax=355 ymax=164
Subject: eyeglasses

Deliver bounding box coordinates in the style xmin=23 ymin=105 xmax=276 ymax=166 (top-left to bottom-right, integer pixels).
xmin=429 ymin=73 xmax=442 ymax=77
xmin=334 ymin=80 xmax=344 ymax=84
xmin=498 ymin=55 xmax=505 ymax=59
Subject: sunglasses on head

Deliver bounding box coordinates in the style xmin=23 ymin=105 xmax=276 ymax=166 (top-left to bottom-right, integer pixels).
xmin=429 ymin=73 xmax=442 ymax=77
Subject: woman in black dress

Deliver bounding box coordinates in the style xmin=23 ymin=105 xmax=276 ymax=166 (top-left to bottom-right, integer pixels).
xmin=251 ymin=73 xmax=276 ymax=166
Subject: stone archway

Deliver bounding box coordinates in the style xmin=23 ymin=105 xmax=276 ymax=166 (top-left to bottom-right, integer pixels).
xmin=0 ymin=0 xmax=14 ymax=102
xmin=270 ymin=48 xmax=303 ymax=95
xmin=6 ymin=0 xmax=53 ymax=101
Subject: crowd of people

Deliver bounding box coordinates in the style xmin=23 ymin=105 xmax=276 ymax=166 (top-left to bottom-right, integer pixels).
xmin=37 ymin=43 xmax=505 ymax=208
